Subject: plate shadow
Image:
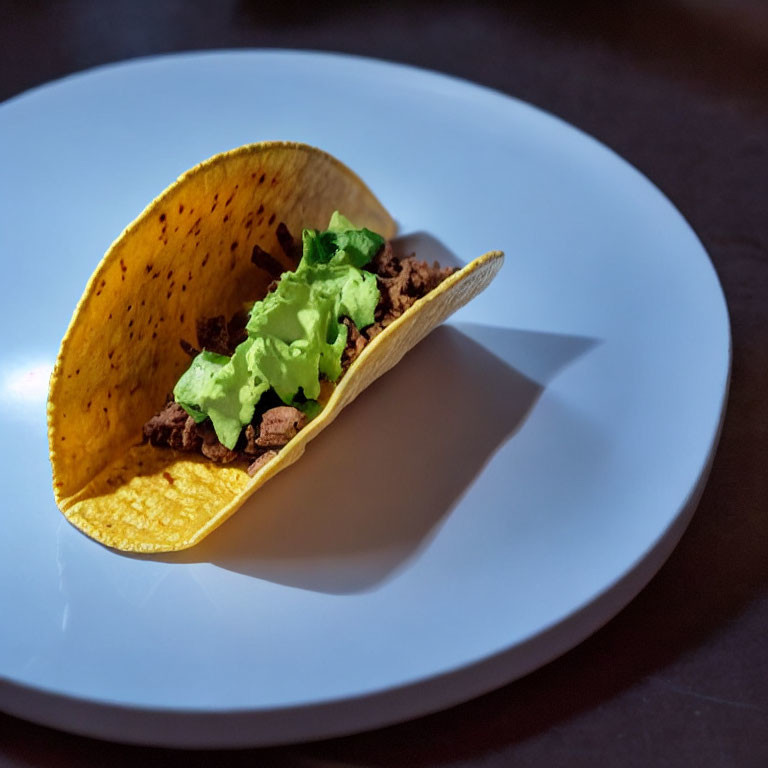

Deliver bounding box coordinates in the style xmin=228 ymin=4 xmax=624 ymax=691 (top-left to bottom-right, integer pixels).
xmin=156 ymin=324 xmax=598 ymax=594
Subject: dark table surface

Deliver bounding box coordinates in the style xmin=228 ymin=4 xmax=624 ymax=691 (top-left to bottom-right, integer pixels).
xmin=1 ymin=1 xmax=766 ymax=766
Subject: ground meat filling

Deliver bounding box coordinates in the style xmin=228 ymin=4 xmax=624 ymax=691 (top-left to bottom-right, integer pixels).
xmin=192 ymin=310 xmax=249 ymax=358
xmin=341 ymin=317 xmax=367 ymax=371
xmin=145 ymin=230 xmax=455 ymax=471
xmin=143 ymin=401 xmax=307 ymax=474
xmin=345 ymin=242 xmax=456 ymax=363
xmin=246 ymin=450 xmax=278 ymax=477
xmin=254 ymin=406 xmax=307 ymax=447
xmin=143 ymin=402 xmax=201 ymax=452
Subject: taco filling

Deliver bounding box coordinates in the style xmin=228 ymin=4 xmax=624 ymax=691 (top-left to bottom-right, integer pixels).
xmin=143 ymin=212 xmax=455 ymax=475
xmin=48 ymin=141 xmax=503 ymax=553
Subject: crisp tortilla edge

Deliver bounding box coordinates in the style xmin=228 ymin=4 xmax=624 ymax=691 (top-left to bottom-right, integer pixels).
xmin=59 ymin=250 xmax=504 ymax=552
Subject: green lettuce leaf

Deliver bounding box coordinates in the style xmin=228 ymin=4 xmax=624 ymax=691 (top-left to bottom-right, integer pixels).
xmin=172 ymin=212 xmax=383 ymax=449
xmin=174 ymin=350 xmax=230 ymax=423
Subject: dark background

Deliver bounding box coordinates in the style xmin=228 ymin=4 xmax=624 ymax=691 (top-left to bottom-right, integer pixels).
xmin=1 ymin=1 xmax=766 ymax=765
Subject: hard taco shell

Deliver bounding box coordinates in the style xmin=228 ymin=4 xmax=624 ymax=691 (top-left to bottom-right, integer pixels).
xmin=47 ymin=142 xmax=503 ymax=552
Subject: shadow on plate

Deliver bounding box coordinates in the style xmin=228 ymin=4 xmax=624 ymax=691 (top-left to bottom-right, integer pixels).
xmin=156 ymin=322 xmax=598 ymax=594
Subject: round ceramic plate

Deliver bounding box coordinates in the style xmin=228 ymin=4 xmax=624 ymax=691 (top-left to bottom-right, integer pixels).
xmin=0 ymin=51 xmax=729 ymax=748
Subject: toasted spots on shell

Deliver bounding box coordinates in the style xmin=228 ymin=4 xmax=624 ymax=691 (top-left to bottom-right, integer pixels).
xmin=47 ymin=142 xmax=409 ymax=547
xmin=55 ymin=252 xmax=502 ymax=552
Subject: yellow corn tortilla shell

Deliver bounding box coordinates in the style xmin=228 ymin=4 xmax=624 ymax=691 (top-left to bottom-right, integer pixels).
xmin=48 ymin=142 xmax=503 ymax=552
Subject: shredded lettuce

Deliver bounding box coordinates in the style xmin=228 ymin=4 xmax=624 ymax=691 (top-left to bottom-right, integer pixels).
xmin=174 ymin=212 xmax=383 ymax=449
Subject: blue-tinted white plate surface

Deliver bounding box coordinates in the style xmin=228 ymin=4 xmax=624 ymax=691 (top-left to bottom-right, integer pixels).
xmin=0 ymin=51 xmax=729 ymax=747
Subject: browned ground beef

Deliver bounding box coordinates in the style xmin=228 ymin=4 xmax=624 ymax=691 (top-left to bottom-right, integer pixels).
xmin=144 ymin=229 xmax=455 ymax=473
xmin=350 ymin=241 xmax=455 ymax=361
xmin=143 ymin=399 xmax=306 ymax=475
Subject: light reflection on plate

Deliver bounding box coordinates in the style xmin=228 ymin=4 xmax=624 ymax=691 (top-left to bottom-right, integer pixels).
xmin=1 ymin=361 xmax=53 ymax=414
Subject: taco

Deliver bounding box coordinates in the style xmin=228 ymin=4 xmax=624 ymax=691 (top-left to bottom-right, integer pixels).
xmin=47 ymin=142 xmax=503 ymax=553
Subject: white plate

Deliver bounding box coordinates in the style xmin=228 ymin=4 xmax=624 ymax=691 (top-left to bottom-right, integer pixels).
xmin=0 ymin=51 xmax=729 ymax=748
